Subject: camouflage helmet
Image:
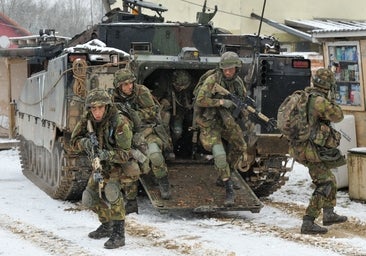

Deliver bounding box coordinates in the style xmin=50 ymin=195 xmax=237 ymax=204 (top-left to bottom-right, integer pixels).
xmin=172 ymin=70 xmax=192 ymax=91
xmin=312 ymin=68 xmax=336 ymax=90
xmin=113 ymin=69 xmax=136 ymax=88
xmin=219 ymin=51 xmax=242 ymax=69
xmin=85 ymin=88 xmax=112 ymax=108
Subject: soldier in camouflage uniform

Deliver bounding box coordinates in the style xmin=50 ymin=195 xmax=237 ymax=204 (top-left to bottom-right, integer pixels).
xmin=157 ymin=70 xmax=193 ymax=145
xmin=111 ymin=68 xmax=172 ymax=200
xmin=70 ymin=88 xmax=137 ymax=249
xmin=288 ymin=68 xmax=347 ymax=235
xmin=194 ymin=51 xmax=248 ymax=206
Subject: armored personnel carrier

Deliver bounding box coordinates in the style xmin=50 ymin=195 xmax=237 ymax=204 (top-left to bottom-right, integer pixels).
xmin=4 ymin=0 xmax=311 ymax=213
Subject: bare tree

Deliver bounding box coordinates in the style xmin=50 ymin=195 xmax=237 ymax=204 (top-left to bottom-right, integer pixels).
xmin=1 ymin=0 xmax=105 ymax=37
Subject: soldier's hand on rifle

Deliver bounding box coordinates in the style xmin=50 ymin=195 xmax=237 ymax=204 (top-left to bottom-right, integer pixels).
xmin=97 ymin=149 xmax=111 ymax=161
xmin=220 ymin=99 xmax=236 ymax=109
xmin=79 ymin=138 xmax=93 ymax=155
xmin=266 ymin=118 xmax=278 ymax=132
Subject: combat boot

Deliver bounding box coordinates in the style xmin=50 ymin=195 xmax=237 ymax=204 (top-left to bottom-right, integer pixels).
xmin=323 ymin=207 xmax=347 ymax=226
xmin=158 ymin=175 xmax=171 ymax=200
xmin=125 ymin=199 xmax=138 ymax=214
xmin=216 ymin=177 xmax=240 ymax=190
xmin=224 ymin=179 xmax=235 ymax=207
xmin=104 ymin=220 xmax=125 ymax=249
xmin=301 ymin=215 xmax=328 ymax=234
xmin=88 ymin=222 xmax=113 ymax=239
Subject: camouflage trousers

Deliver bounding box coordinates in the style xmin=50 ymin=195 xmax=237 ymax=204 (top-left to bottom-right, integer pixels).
xmin=86 ymin=168 xmax=125 ymax=223
xmin=145 ymin=132 xmax=169 ymax=179
xmin=120 ymin=160 xmax=140 ymax=201
xmin=304 ymin=162 xmax=337 ymax=218
xmin=199 ymin=120 xmax=246 ymax=179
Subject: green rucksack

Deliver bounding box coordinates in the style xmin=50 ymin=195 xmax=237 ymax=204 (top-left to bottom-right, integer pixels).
xmin=277 ymin=90 xmax=312 ymax=142
xmin=193 ymin=69 xmax=217 ymax=97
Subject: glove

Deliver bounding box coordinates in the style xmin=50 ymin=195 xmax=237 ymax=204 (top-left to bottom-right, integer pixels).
xmin=97 ymin=149 xmax=111 ymax=161
xmin=221 ymin=99 xmax=235 ymax=109
xmin=79 ymin=138 xmax=93 ymax=155
xmin=130 ymin=148 xmax=147 ymax=163
xmin=129 ymin=109 xmax=141 ymax=128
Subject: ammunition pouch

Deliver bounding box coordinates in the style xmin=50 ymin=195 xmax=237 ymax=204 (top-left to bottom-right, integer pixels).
xmin=82 ymin=187 xmax=98 ymax=208
xmin=154 ymin=124 xmax=173 ymax=151
xmin=104 ymin=181 xmax=121 ymax=204
xmin=312 ymin=123 xmax=341 ymax=148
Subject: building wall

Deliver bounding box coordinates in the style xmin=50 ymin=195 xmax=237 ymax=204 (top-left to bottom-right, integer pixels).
xmin=113 ymin=0 xmax=366 ymax=41
xmin=0 ymin=58 xmax=27 ymax=137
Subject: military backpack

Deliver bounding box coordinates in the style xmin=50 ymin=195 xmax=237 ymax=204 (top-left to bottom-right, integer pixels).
xmin=277 ymin=90 xmax=312 ymax=142
xmin=192 ymin=69 xmax=216 ymax=97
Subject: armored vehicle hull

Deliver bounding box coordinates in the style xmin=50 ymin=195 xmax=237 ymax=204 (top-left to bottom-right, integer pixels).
xmin=8 ymin=0 xmax=311 ymax=213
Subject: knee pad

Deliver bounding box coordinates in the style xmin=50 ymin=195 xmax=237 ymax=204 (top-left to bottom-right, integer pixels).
xmin=148 ymin=142 xmax=164 ymax=167
xmin=212 ymin=144 xmax=227 ymax=169
xmin=104 ymin=181 xmax=121 ymax=204
xmin=82 ymin=187 xmax=98 ymax=208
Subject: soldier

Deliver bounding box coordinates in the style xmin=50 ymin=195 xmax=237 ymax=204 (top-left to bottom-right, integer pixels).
xmin=157 ymin=70 xmax=193 ymax=145
xmin=194 ymin=51 xmax=249 ymax=206
xmin=111 ymin=68 xmax=172 ymax=200
xmin=288 ymin=68 xmax=347 ymax=234
xmin=70 ymin=88 xmax=138 ymax=249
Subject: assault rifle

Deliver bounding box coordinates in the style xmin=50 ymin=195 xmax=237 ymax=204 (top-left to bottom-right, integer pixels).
xmin=86 ymin=120 xmax=104 ymax=199
xmin=212 ymin=83 xmax=277 ymax=132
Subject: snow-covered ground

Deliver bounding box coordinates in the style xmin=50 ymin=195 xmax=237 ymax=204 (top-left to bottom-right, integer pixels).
xmin=1 ymin=140 xmax=366 ymax=256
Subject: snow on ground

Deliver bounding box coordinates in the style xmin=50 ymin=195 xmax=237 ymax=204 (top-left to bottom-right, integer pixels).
xmin=1 ymin=140 xmax=366 ymax=255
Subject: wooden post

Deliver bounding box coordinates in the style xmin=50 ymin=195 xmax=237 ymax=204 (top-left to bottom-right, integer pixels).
xmin=9 ymin=100 xmax=16 ymax=138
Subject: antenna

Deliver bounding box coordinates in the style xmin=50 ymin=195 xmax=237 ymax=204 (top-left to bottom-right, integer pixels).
xmin=257 ymin=0 xmax=267 ymax=37
xmin=244 ymin=0 xmax=267 ymax=86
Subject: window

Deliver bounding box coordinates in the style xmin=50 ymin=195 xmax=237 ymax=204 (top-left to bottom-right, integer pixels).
xmin=326 ymin=41 xmax=364 ymax=111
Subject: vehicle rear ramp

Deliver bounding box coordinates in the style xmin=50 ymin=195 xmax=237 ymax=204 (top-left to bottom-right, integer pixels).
xmin=139 ymin=161 xmax=263 ymax=213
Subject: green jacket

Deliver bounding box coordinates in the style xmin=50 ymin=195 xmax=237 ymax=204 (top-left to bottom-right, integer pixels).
xmin=113 ymin=83 xmax=159 ymax=126
xmin=194 ymin=70 xmax=246 ymax=126
xmin=70 ymin=105 xmax=132 ymax=166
